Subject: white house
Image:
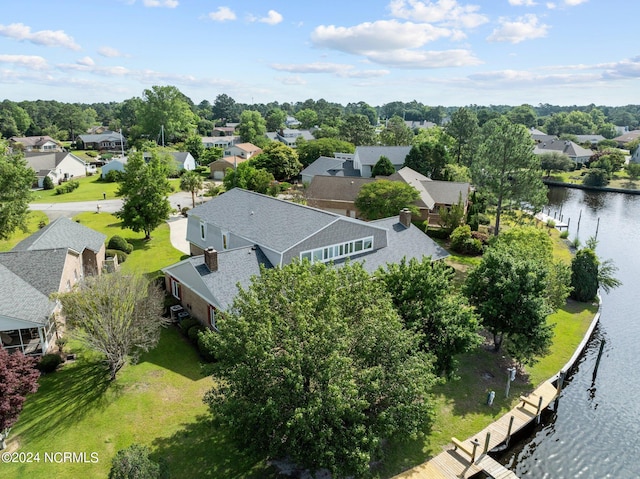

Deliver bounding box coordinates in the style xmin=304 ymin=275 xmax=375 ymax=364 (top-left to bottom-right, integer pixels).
xmin=10 ymin=136 xmax=63 ymax=153
xmin=25 ymin=152 xmax=89 ymax=187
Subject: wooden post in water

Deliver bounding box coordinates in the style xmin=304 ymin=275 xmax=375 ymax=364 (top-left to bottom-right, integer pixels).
xmin=505 ymin=415 xmax=515 ymax=447
xmin=595 ymin=217 xmax=600 ymax=239
xmin=577 ymin=209 xmax=582 ymax=232
xmin=554 ymin=371 xmax=566 ymax=410
xmin=536 ymin=396 xmax=544 ymax=424
xmin=593 ymin=339 xmax=606 ymax=381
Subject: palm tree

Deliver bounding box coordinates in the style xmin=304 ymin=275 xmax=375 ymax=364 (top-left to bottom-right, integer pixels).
xmin=180 ymin=170 xmax=204 ymax=208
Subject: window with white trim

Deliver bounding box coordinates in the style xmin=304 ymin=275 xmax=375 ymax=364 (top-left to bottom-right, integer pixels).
xmin=170 ymin=278 xmax=181 ymax=300
xmin=300 ymin=236 xmax=374 ymax=264
xmin=209 ymin=305 xmax=217 ymax=330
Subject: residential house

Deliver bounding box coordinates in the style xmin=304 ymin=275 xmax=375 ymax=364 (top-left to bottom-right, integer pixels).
xmin=529 ymin=128 xmax=556 ymax=145
xmin=266 ymin=128 xmax=315 ymax=147
xmin=202 ymin=135 xmax=239 ymax=149
xmin=533 ymin=139 xmax=593 ymax=165
xmin=212 ymin=126 xmax=236 ymax=137
xmin=612 ymin=130 xmax=640 ymax=148
xmin=9 ymin=136 xmax=63 ymax=153
xmin=574 ymin=134 xmax=605 ymax=146
xmin=163 ymin=188 xmax=448 ymax=327
xmin=285 ymin=116 xmax=301 ymax=128
xmin=404 ymin=120 xmax=436 ymax=130
xmin=630 ymin=147 xmax=640 ymax=164
xmin=1 ymin=218 xmax=107 ymax=356
xmin=25 ymin=151 xmax=89 ymax=187
xmin=210 ymin=143 xmax=262 ymax=180
xmin=300 ymin=156 xmax=359 ymax=184
xmin=143 ymin=151 xmax=196 ymax=172
xmin=351 ymin=145 xmax=412 ymax=178
xmin=306 ymin=167 xmax=470 ymax=224
xmin=101 ymin=157 xmax=128 ymax=178
xmin=76 ymin=130 xmax=126 ymax=151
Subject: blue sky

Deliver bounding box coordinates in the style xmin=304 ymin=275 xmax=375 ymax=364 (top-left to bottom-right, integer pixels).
xmin=1 ymin=0 xmax=638 ymax=107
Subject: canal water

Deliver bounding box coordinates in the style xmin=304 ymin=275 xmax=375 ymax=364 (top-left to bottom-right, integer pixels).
xmin=502 ymin=187 xmax=640 ymax=478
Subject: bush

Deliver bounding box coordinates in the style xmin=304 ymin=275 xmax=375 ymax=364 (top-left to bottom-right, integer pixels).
xmin=54 ymin=179 xmax=80 ymax=195
xmin=85 ymin=150 xmax=98 ymax=158
xmin=109 ymin=444 xmax=168 ymax=479
xmin=195 ymin=165 xmax=209 ymax=174
xmin=560 ymin=230 xmax=569 ymax=239
xmin=188 ymin=324 xmax=205 ymax=343
xmin=197 ymin=329 xmax=217 ymax=362
xmin=42 ymin=176 xmax=54 ymax=190
xmin=426 ymin=227 xmax=450 ymax=240
xmin=180 ymin=317 xmax=199 ymax=335
xmin=103 ymin=170 xmax=124 ymax=183
xmin=106 ymin=249 xmax=128 ymax=263
xmin=181 ymin=206 xmax=190 ymax=217
xmin=37 ymin=353 xmax=63 ymax=373
xmin=204 ymin=183 xmax=222 ymax=197
xmin=477 ymin=213 xmax=491 ymax=225
xmin=450 ymin=225 xmax=484 ymax=255
xmin=108 ymin=235 xmax=134 ymax=254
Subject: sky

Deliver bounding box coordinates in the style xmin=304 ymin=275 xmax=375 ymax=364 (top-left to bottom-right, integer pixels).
xmin=1 ymin=0 xmax=639 ymax=108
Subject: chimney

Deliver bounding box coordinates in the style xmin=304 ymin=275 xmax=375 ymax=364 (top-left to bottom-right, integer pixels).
xmin=204 ymin=247 xmax=218 ymax=272
xmin=399 ymin=208 xmax=412 ymax=228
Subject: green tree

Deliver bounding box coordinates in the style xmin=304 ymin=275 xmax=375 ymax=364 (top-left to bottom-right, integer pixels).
xmin=539 ymin=151 xmax=574 ymax=177
xmin=250 ymin=142 xmax=302 ymax=181
xmin=404 ymin=139 xmax=450 ymax=179
xmin=439 ymin=194 xmax=466 ymax=234
xmin=238 ymin=110 xmax=268 ymax=147
xmin=180 ymin=170 xmax=204 ymax=208
xmin=200 ymin=147 xmax=223 ymax=165
xmin=295 ymin=108 xmax=318 ymax=130
xmin=379 ymin=115 xmax=414 ymax=146
xmin=339 ymin=113 xmax=377 ymax=146
xmin=626 ymin=162 xmax=640 ymax=180
xmin=0 ymin=142 xmax=35 ymax=240
xmin=109 ymin=443 xmax=168 ymax=479
xmin=582 ymin=168 xmax=609 ymax=187
xmin=184 ymin=133 xmax=204 ymax=162
xmin=355 ymin=180 xmax=419 ymax=220
xmin=507 ymin=104 xmax=537 ymax=128
xmin=295 ymin=138 xmax=354 ymax=167
xmin=463 ymin=243 xmax=554 ymax=365
xmin=371 ymin=155 xmax=396 ymax=176
xmin=203 ymin=261 xmax=437 ymax=478
xmin=265 ymin=108 xmax=287 ymax=131
xmin=57 ymin=271 xmax=169 ymax=380
xmin=377 ymin=257 xmax=480 ymax=376
xmin=570 ymin=242 xmax=621 ymax=302
xmin=137 ymin=85 xmax=198 ymax=144
xmin=443 ymin=163 xmax=471 ymax=182
xmin=223 ymin=162 xmax=274 ymax=194
xmin=212 ymin=93 xmax=238 ymax=123
xmin=116 ymin=151 xmax=173 ymax=240
xmin=446 ymin=107 xmax=479 ymax=166
xmin=472 ymin=117 xmax=547 ymax=236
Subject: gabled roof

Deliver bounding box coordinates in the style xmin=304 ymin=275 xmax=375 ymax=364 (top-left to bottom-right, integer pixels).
xmin=24 ymin=152 xmax=86 ymax=171
xmin=533 ymin=139 xmax=592 ymax=158
xmin=0 ymin=249 xmax=69 ymax=326
xmin=13 ymin=217 xmax=106 ymax=254
xmin=612 ymin=130 xmax=640 ymax=144
xmin=10 ymin=136 xmax=60 ymax=148
xmin=387 ymin=167 xmax=435 ymax=209
xmin=163 ymin=246 xmax=272 ymax=311
xmin=189 ymin=188 xmax=385 ymax=254
xmin=168 ymin=151 xmax=192 ymax=165
xmin=423 ymin=181 xmax=470 ymax=206
xmin=231 ymin=142 xmax=261 ymax=154
xmin=306 ymin=176 xmax=374 ymax=202
xmin=355 ymin=146 xmax=412 ymax=166
xmin=300 ymin=157 xmax=360 ymax=178
xmin=77 ymin=131 xmax=125 ymax=143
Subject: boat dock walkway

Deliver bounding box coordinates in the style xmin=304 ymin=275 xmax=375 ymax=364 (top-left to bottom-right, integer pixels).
xmin=394 ymin=380 xmax=558 ymax=479
xmin=535 ymin=211 xmax=569 ymax=230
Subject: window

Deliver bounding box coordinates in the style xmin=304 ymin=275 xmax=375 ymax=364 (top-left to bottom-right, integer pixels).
xmin=200 ymin=221 xmax=206 ymax=240
xmin=209 ymin=305 xmax=217 ymax=330
xmin=299 ymin=236 xmax=374 ymax=264
xmin=171 ymin=278 xmax=182 ymax=300
xmin=222 ymin=232 xmax=229 ymax=250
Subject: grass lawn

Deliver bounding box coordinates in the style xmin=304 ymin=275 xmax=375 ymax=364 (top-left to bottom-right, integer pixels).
xmin=3 ymin=328 xmax=274 ymax=479
xmin=72 ymin=211 xmax=186 ymax=279
xmin=0 ymin=211 xmax=50 ymax=252
xmin=547 ymin=170 xmax=640 ymax=191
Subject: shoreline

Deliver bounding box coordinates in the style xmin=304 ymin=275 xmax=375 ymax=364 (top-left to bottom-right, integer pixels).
xmin=543 ymin=179 xmax=640 ymax=195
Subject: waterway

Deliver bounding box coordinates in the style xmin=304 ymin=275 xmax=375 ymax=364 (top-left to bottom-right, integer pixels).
xmin=503 ymin=187 xmax=640 ymax=478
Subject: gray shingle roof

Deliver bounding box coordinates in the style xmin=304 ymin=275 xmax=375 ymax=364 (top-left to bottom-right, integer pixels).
xmin=77 ymin=131 xmax=125 ymax=143
xmin=355 ymin=146 xmax=412 ymax=166
xmin=13 ymin=217 xmax=106 ymax=254
xmin=300 ymin=157 xmax=360 ymax=178
xmin=423 ymin=181 xmax=470 ymax=206
xmin=24 ymin=152 xmax=84 ymax=171
xmin=189 ymin=188 xmax=343 ymax=253
xmin=533 ymin=139 xmax=592 ymax=159
xmin=0 ymin=249 xmax=69 ymax=326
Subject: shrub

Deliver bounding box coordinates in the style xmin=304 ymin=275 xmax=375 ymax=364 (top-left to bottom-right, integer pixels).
xmin=55 ymin=337 xmax=68 ymax=353
xmin=204 ymin=183 xmax=222 ymax=197
xmin=477 ymin=213 xmax=491 ymax=225
xmin=108 ymin=235 xmax=134 ymax=254
xmin=546 ymin=219 xmax=556 ymax=228
xmin=426 ymin=227 xmax=450 ymax=240
xmin=54 ymin=180 xmax=80 ymax=195
xmin=106 ymin=249 xmax=128 ymax=263
xmin=85 ymin=150 xmax=98 ymax=158
xmin=38 ymin=220 xmax=47 ymax=229
xmin=180 ymin=317 xmax=199 ymax=335
xmin=103 ymin=170 xmax=124 ymax=183
xmin=197 ymin=329 xmax=217 ymax=362
xmin=560 ymin=230 xmax=569 ymax=239
xmin=37 ymin=353 xmax=63 ymax=373
xmin=181 ymin=206 xmax=190 ymax=217
xmin=188 ymin=324 xmax=205 ymax=343
xmin=109 ymin=444 xmax=168 ymax=479
xmin=279 ymin=181 xmax=292 ymax=192
xmin=42 ymin=176 xmax=54 ymax=190
xmin=195 ymin=165 xmax=209 ymax=174
xmin=450 ymin=225 xmax=484 ymax=255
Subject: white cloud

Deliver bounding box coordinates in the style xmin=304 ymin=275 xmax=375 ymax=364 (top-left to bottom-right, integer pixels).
xmin=278 ymin=76 xmax=307 ymax=85
xmin=0 ymin=23 xmax=80 ymax=50
xmin=312 ymin=20 xmax=452 ymax=54
xmin=142 ymin=0 xmax=178 ymax=7
xmin=564 ymin=0 xmax=587 ymax=5
xmin=0 ymin=54 xmax=49 ymax=70
xmin=259 ymin=10 xmax=283 ymax=25
xmin=546 ymin=2 xmax=556 ymax=8
xmin=366 ymin=48 xmax=482 ymax=68
xmin=487 ymin=14 xmax=549 ymax=43
xmin=388 ymin=0 xmax=489 ymax=29
xmin=270 ymin=62 xmax=390 ymax=78
xmin=77 ymin=56 xmax=95 ymax=66
xmin=509 ymin=0 xmax=537 ymax=5
xmin=98 ymin=46 xmax=126 ymax=58
xmin=208 ymin=7 xmax=236 ymax=22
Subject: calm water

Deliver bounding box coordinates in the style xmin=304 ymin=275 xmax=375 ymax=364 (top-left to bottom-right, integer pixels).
xmin=502 ymin=187 xmax=640 ymax=478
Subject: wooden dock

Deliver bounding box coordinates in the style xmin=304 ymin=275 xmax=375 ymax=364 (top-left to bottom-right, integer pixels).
xmin=393 ymin=380 xmax=558 ymax=479
xmin=535 ymin=211 xmax=569 ymax=230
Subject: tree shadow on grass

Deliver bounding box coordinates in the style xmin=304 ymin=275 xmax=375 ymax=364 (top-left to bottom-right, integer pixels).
xmin=150 ymin=414 xmax=278 ymax=479
xmin=15 ymin=357 xmax=120 ymax=440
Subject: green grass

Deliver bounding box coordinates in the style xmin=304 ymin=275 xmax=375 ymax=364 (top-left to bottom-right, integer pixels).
xmin=30 ymin=174 xmax=122 ymax=203
xmin=72 ymin=212 xmax=186 ymax=278
xmin=0 ymin=211 xmax=50 ymax=252
xmin=3 ymin=328 xmax=275 ymax=479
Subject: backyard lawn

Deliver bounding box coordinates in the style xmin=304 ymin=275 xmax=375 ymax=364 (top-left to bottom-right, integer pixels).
xmin=2 ymin=328 xmax=275 ymax=479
